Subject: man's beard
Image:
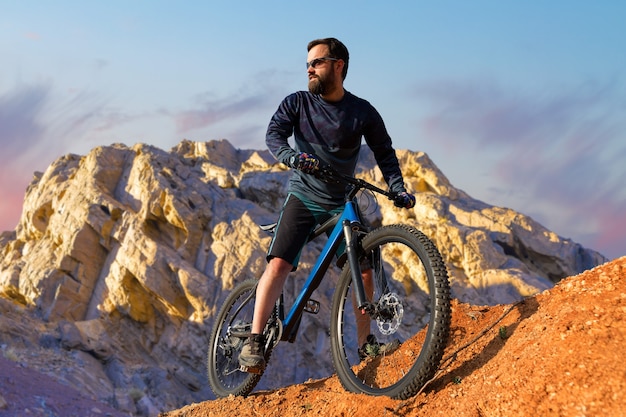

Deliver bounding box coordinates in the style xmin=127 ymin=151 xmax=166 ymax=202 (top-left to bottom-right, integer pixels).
xmin=308 ymin=70 xmax=335 ymax=95
xmin=308 ymin=76 xmax=326 ymax=95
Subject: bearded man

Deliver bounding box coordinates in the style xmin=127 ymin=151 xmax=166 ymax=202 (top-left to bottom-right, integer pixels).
xmin=238 ymin=37 xmax=416 ymax=372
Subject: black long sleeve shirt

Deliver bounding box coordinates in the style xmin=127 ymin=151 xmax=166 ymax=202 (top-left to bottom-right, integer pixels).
xmin=266 ymin=90 xmax=407 ymax=206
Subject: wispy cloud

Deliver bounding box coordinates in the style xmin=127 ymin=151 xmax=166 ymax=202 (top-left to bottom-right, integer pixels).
xmin=0 ymin=69 xmax=294 ymax=232
xmin=0 ymin=82 xmax=49 ymax=160
xmin=174 ymin=94 xmax=266 ymax=134
xmin=412 ymin=78 xmax=626 ymax=258
xmin=172 ymin=69 xmax=297 ymax=137
xmin=0 ymin=82 xmax=119 ymax=231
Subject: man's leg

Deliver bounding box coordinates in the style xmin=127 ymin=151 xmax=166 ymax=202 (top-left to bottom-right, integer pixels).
xmin=355 ymin=268 xmax=401 ymax=360
xmin=239 ymin=257 xmax=292 ymax=371
xmin=251 ymin=257 xmax=293 ymax=334
xmin=355 ymin=268 xmax=374 ymax=346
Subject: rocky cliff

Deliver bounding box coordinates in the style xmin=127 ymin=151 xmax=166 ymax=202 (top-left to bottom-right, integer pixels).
xmin=0 ymin=139 xmax=607 ymax=415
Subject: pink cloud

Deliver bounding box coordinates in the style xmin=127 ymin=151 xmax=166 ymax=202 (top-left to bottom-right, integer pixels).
xmin=0 ymin=169 xmax=31 ymax=232
xmin=0 ymin=82 xmax=121 ymax=233
xmin=174 ymin=95 xmax=265 ymax=134
xmin=24 ymin=32 xmax=41 ymax=40
xmin=593 ymin=206 xmax=626 ymax=257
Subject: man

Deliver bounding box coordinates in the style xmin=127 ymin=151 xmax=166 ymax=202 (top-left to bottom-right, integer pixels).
xmin=238 ymin=37 xmax=416 ymax=372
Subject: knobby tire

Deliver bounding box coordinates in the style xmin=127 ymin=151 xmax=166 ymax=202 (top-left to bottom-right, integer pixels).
xmin=330 ymin=224 xmax=451 ymax=399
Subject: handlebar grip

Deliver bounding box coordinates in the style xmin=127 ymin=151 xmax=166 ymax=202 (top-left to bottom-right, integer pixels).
xmin=314 ymin=164 xmax=341 ymax=183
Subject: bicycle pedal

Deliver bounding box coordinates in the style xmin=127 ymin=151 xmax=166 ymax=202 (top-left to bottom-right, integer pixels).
xmin=304 ymin=299 xmax=320 ymax=314
xmin=240 ymin=364 xmax=264 ymax=375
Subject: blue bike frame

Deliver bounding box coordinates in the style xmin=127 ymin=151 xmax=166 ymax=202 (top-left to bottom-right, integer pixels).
xmin=278 ymin=197 xmax=369 ymax=342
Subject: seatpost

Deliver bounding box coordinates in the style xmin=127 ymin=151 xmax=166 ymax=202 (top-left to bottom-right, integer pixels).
xmin=342 ymin=220 xmax=369 ymax=310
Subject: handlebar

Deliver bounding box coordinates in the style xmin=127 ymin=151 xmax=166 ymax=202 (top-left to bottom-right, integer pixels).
xmin=315 ymin=164 xmax=401 ymax=204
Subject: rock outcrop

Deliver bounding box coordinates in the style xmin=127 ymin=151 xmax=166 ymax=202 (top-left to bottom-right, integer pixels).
xmin=0 ymin=139 xmax=606 ymax=415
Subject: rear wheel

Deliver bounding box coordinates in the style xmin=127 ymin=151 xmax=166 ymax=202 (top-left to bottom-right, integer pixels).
xmin=330 ymin=224 xmax=451 ymax=399
xmin=207 ymin=279 xmax=270 ymax=397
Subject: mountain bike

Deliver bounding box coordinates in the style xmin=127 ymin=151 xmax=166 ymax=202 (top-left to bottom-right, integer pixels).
xmin=207 ymin=166 xmax=451 ymax=399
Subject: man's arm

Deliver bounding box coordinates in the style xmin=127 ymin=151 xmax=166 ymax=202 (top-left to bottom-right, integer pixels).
xmin=266 ymin=94 xmax=300 ymax=167
xmin=363 ymin=107 xmax=407 ymax=194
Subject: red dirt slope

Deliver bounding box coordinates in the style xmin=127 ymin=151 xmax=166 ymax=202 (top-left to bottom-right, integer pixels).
xmin=161 ymin=257 xmax=625 ymax=417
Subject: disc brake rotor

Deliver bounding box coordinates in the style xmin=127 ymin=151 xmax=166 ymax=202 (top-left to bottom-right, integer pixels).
xmin=376 ymin=292 xmax=403 ymax=335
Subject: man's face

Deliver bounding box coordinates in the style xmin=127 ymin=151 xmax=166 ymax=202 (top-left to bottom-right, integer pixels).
xmin=307 ymin=44 xmax=338 ymax=95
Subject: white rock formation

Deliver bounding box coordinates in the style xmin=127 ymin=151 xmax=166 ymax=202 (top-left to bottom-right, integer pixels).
xmin=0 ymin=139 xmax=607 ymax=414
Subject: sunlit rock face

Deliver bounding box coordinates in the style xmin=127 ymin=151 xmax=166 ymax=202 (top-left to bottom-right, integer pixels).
xmin=0 ymin=139 xmax=606 ymax=412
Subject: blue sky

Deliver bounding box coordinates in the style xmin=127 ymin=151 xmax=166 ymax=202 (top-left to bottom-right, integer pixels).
xmin=1 ymin=1 xmax=625 ymax=260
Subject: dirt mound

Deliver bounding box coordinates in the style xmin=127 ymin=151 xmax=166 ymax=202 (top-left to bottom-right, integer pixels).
xmin=1 ymin=258 xmax=623 ymax=416
xmin=161 ymin=257 xmax=625 ymax=417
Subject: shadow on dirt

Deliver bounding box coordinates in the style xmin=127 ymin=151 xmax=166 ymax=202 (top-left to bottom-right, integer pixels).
xmin=434 ymin=297 xmax=539 ymax=390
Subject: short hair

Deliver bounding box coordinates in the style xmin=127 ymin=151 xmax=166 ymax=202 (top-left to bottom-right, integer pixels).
xmin=307 ymin=37 xmax=349 ymax=80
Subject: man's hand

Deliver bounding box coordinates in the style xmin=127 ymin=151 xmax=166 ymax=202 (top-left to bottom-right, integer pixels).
xmin=292 ymin=152 xmax=320 ymax=174
xmin=394 ymin=192 xmax=416 ymax=209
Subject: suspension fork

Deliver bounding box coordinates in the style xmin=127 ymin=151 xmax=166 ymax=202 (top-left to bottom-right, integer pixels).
xmin=342 ymin=220 xmax=371 ymax=312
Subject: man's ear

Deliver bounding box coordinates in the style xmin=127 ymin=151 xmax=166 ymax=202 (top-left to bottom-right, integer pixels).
xmin=335 ymin=59 xmax=345 ymax=75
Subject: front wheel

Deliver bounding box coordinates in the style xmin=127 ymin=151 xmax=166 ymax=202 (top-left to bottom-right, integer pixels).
xmin=330 ymin=224 xmax=451 ymax=399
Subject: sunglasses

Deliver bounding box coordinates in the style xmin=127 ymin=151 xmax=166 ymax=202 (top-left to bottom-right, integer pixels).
xmin=306 ymin=57 xmax=339 ymax=69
